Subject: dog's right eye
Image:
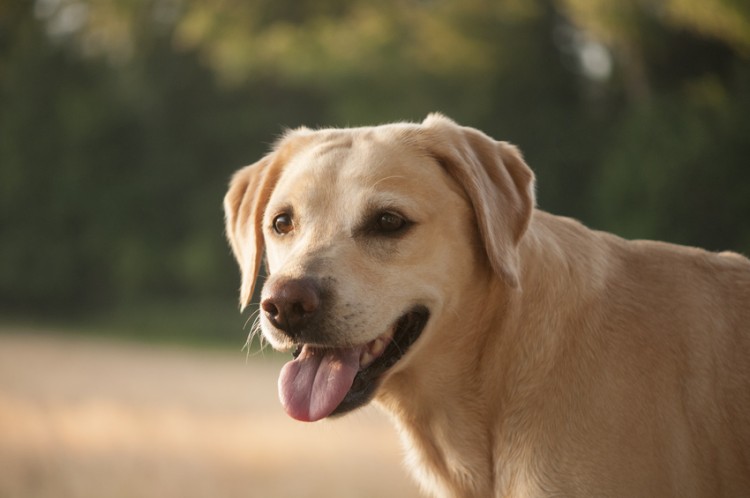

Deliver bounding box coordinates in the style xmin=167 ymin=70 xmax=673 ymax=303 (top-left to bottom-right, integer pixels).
xmin=272 ymin=213 xmax=294 ymax=235
xmin=371 ymin=211 xmax=412 ymax=236
xmin=376 ymin=212 xmax=407 ymax=233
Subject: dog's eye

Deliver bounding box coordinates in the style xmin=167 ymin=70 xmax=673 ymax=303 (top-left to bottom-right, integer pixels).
xmin=375 ymin=212 xmax=408 ymax=234
xmin=272 ymin=213 xmax=294 ymax=235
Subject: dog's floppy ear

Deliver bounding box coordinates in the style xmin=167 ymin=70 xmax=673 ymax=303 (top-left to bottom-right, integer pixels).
xmin=421 ymin=113 xmax=535 ymax=288
xmin=224 ymin=152 xmax=286 ymax=311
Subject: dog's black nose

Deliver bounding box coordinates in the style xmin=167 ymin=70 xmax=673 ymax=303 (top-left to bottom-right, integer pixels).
xmin=261 ymin=277 xmax=321 ymax=337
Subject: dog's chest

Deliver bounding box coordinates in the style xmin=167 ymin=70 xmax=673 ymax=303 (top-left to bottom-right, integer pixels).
xmin=395 ymin=416 xmax=496 ymax=497
xmin=396 ymin=418 xmax=551 ymax=497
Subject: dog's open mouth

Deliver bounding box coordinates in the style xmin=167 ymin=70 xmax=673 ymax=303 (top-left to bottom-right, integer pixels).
xmin=277 ymin=306 xmax=429 ymax=422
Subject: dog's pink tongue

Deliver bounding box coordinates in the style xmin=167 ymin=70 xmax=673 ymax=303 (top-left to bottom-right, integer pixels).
xmin=278 ymin=346 xmax=360 ymax=422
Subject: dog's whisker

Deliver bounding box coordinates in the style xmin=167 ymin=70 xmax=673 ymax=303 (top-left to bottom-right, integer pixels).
xmin=242 ymin=306 xmax=260 ymax=331
xmin=251 ymin=317 xmax=266 ymax=352
xmin=241 ymin=305 xmax=267 ymax=362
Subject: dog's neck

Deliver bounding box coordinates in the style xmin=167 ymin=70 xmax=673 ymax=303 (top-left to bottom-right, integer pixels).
xmin=375 ymin=266 xmax=521 ymax=496
xmin=375 ymin=211 xmax=610 ymax=497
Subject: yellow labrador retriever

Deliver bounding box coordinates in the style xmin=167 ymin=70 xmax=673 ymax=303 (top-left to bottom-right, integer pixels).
xmin=224 ymin=114 xmax=750 ymax=497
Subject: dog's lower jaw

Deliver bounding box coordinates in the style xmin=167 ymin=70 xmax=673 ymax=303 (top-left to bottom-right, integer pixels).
xmin=331 ymin=306 xmax=430 ymax=417
xmin=276 ymin=306 xmax=431 ymax=421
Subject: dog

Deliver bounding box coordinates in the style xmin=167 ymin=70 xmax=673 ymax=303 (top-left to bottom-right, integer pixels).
xmin=224 ymin=114 xmax=750 ymax=497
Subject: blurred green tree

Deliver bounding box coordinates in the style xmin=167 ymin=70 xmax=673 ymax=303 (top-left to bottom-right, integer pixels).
xmin=1 ymin=0 xmax=748 ymax=324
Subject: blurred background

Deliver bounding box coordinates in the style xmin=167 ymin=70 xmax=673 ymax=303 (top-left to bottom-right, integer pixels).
xmin=1 ymin=0 xmax=749 ymax=496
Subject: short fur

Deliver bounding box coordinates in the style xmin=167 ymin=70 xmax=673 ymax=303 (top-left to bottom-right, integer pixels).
xmin=224 ymin=114 xmax=750 ymax=497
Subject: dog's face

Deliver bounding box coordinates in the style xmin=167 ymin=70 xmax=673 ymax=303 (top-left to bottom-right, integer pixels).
xmin=224 ymin=114 xmax=535 ymax=422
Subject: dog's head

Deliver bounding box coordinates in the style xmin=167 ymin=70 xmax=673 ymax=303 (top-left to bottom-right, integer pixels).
xmin=224 ymin=114 xmax=535 ymax=421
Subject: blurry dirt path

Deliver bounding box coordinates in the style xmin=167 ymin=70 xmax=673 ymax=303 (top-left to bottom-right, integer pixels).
xmin=0 ymin=328 xmax=420 ymax=498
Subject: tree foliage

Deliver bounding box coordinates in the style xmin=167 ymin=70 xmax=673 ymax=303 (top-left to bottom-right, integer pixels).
xmin=1 ymin=0 xmax=749 ymax=315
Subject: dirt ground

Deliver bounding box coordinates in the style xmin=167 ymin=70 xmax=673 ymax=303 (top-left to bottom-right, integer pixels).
xmin=0 ymin=328 xmax=421 ymax=498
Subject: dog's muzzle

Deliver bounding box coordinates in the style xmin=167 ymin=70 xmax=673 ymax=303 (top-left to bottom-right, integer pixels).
xmin=261 ymin=277 xmax=429 ymax=421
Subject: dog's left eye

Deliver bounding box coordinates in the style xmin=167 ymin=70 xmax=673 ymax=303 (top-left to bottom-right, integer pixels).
xmin=375 ymin=212 xmax=409 ymax=234
xmin=273 ymin=213 xmax=294 ymax=235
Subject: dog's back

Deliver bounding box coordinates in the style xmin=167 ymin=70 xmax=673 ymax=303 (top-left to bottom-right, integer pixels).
xmin=515 ymin=213 xmax=750 ymax=496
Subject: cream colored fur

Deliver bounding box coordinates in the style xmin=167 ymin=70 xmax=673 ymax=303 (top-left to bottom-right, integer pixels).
xmin=224 ymin=114 xmax=750 ymax=497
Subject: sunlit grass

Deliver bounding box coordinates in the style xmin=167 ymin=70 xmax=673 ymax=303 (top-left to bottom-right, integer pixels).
xmin=0 ymin=329 xmax=419 ymax=498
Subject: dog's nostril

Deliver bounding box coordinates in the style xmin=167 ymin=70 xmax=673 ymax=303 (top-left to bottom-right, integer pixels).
xmin=261 ymin=299 xmax=280 ymax=318
xmin=292 ymin=302 xmax=306 ymax=318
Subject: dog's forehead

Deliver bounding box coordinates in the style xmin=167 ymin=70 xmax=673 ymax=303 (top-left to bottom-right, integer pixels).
xmin=272 ymin=128 xmax=437 ymax=206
